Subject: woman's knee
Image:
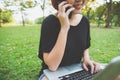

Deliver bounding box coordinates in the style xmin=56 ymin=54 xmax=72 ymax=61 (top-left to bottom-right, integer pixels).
xmin=41 ymin=76 xmax=48 ymax=80
xmin=39 ymin=73 xmax=48 ymax=80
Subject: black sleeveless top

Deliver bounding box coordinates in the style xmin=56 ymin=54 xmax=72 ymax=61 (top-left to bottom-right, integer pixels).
xmin=38 ymin=15 xmax=91 ymax=75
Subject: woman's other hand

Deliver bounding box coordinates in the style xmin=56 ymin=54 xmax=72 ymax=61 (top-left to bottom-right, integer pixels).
xmin=83 ymin=60 xmax=101 ymax=74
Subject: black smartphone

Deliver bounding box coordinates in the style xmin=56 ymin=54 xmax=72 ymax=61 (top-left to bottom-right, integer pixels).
xmin=57 ymin=0 xmax=72 ymax=19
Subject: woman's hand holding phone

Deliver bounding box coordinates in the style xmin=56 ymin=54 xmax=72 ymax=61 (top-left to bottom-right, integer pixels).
xmin=57 ymin=1 xmax=75 ymax=31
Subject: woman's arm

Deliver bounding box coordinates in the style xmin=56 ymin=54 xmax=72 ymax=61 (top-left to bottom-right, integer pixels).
xmin=43 ymin=28 xmax=68 ymax=71
xmin=43 ymin=1 xmax=75 ymax=71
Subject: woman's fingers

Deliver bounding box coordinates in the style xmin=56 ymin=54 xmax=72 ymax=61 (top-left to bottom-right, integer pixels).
xmin=89 ymin=63 xmax=94 ymax=74
xmin=58 ymin=1 xmax=67 ymax=11
xmin=58 ymin=1 xmax=73 ymax=13
xmin=83 ymin=63 xmax=88 ymax=71
xmin=83 ymin=62 xmax=94 ymax=74
xmin=58 ymin=1 xmax=67 ymax=8
xmin=66 ymin=7 xmax=75 ymax=16
xmin=83 ymin=61 xmax=101 ymax=74
xmin=93 ymin=62 xmax=100 ymax=73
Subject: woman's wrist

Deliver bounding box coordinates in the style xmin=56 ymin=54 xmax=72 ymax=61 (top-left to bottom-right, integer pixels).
xmin=83 ymin=49 xmax=90 ymax=61
xmin=83 ymin=56 xmax=90 ymax=62
xmin=60 ymin=26 xmax=70 ymax=32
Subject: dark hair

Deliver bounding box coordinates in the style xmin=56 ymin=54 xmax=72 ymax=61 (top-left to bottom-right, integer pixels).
xmin=51 ymin=0 xmax=64 ymax=10
xmin=51 ymin=0 xmax=87 ymax=10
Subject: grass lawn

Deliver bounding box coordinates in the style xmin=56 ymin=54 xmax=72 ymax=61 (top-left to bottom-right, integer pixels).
xmin=0 ymin=25 xmax=120 ymax=80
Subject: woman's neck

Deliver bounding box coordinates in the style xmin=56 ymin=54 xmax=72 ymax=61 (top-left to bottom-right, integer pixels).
xmin=53 ymin=13 xmax=83 ymax=27
xmin=69 ymin=13 xmax=83 ymax=26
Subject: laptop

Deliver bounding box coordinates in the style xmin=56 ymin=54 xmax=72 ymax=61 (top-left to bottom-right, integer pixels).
xmin=43 ymin=56 xmax=120 ymax=80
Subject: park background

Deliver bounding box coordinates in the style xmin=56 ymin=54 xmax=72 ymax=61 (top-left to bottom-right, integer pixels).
xmin=0 ymin=0 xmax=120 ymax=80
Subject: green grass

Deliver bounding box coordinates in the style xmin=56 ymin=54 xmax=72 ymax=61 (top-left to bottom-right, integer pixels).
xmin=0 ymin=26 xmax=120 ymax=80
xmin=90 ymin=28 xmax=120 ymax=63
xmin=0 ymin=25 xmax=42 ymax=80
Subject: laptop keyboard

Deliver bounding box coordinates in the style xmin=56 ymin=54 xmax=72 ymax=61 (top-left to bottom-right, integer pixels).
xmin=58 ymin=69 xmax=98 ymax=80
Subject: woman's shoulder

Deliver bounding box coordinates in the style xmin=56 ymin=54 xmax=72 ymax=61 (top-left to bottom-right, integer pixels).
xmin=82 ymin=15 xmax=89 ymax=22
xmin=43 ymin=14 xmax=58 ymax=23
xmin=42 ymin=14 xmax=60 ymax=30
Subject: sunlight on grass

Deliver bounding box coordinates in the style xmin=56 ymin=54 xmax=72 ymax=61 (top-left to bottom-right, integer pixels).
xmin=0 ymin=26 xmax=120 ymax=80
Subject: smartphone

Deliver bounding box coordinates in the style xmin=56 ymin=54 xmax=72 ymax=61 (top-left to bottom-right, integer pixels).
xmin=57 ymin=0 xmax=72 ymax=19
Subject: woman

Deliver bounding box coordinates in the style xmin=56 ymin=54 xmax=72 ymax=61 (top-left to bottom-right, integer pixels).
xmin=38 ymin=0 xmax=100 ymax=80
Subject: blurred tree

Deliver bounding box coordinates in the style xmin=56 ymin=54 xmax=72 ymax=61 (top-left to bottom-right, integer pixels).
xmin=19 ymin=0 xmax=37 ymax=26
xmin=1 ymin=9 xmax=13 ymax=24
xmin=105 ymin=0 xmax=112 ymax=28
xmin=82 ymin=0 xmax=96 ymax=19
xmin=112 ymin=1 xmax=120 ymax=26
xmin=36 ymin=0 xmax=50 ymax=20
xmin=35 ymin=17 xmax=44 ymax=24
xmin=95 ymin=1 xmax=120 ymax=28
xmin=3 ymin=0 xmax=37 ymax=26
xmin=95 ymin=4 xmax=106 ymax=27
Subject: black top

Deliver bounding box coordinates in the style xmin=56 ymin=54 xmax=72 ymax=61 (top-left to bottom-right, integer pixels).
xmin=38 ymin=15 xmax=91 ymax=75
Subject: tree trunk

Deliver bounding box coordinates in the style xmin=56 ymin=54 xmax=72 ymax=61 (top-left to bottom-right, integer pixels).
xmin=97 ymin=7 xmax=106 ymax=27
xmin=20 ymin=8 xmax=25 ymax=26
xmin=43 ymin=0 xmax=45 ymax=20
xmin=105 ymin=0 xmax=112 ymax=28
xmin=97 ymin=18 xmax=101 ymax=27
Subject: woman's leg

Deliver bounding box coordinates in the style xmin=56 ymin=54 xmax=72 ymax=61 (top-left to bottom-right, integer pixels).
xmin=41 ymin=76 xmax=48 ymax=80
xmin=39 ymin=73 xmax=48 ymax=80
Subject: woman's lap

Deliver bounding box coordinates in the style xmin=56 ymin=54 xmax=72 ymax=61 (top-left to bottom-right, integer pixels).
xmin=39 ymin=73 xmax=45 ymax=80
xmin=38 ymin=73 xmax=48 ymax=80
